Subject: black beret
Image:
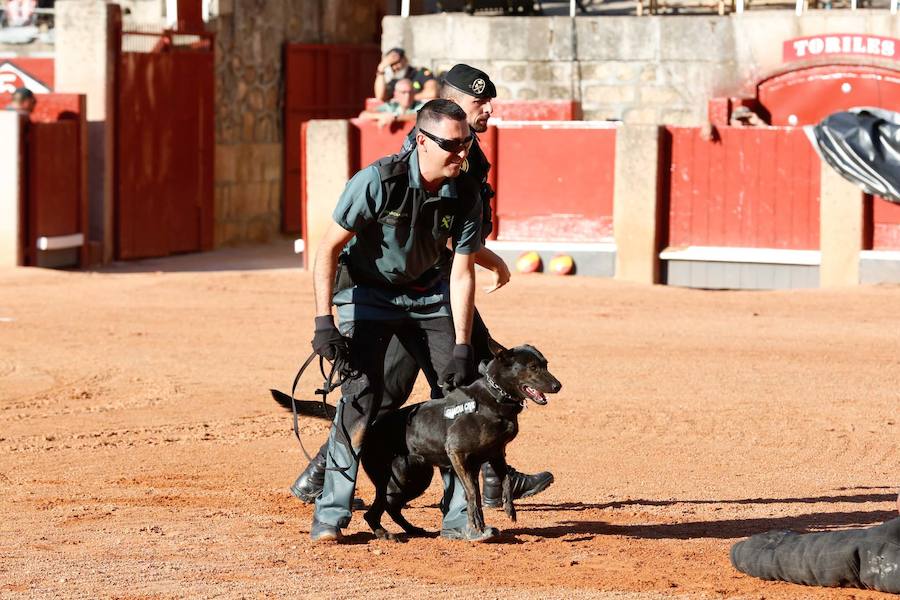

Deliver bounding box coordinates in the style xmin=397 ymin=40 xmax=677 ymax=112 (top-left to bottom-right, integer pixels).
xmin=442 ymin=64 xmax=496 ymax=99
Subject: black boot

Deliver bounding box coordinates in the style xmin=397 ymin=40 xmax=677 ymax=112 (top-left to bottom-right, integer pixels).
xmin=482 ymin=463 xmax=554 ymax=508
xmin=290 ymin=449 xmax=326 ymax=504
xmin=290 ymin=448 xmax=366 ymax=509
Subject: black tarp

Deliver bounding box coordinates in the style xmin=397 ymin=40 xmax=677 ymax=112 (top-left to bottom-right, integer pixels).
xmin=731 ymin=517 xmax=900 ymax=593
xmin=807 ymin=107 xmax=900 ymax=204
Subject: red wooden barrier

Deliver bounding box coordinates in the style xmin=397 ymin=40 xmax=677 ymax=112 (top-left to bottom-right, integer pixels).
xmin=493 ymin=123 xmax=616 ymax=242
xmin=666 ymin=126 xmax=821 ymax=250
xmin=116 ymin=49 xmax=214 ymax=259
xmin=28 ymin=93 xmax=82 ymax=123
xmin=353 ymin=118 xmax=414 ymax=168
xmin=491 ymin=100 xmax=579 ymax=121
xmin=872 ymin=196 xmax=900 ymax=250
xmin=284 ymin=44 xmax=380 ymax=233
xmin=28 ymin=123 xmax=80 ymax=239
xmin=21 ymin=94 xmax=88 ymax=267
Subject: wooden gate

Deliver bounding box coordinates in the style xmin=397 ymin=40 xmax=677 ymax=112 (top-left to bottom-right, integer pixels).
xmin=665 ymin=126 xmax=821 ymax=251
xmin=21 ymin=95 xmax=88 ymax=267
xmin=283 ymin=43 xmax=380 ymax=234
xmin=114 ymin=27 xmax=214 ymax=260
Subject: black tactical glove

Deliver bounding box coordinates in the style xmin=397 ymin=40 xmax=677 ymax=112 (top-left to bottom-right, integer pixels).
xmin=443 ymin=343 xmax=476 ymax=389
xmin=311 ymin=315 xmax=347 ymax=361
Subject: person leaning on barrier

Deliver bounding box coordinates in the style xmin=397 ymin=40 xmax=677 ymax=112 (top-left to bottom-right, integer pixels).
xmin=357 ymin=78 xmax=423 ymax=128
xmin=5 ymin=87 xmax=36 ymax=115
xmin=303 ymin=99 xmax=496 ymax=543
xmin=290 ymin=64 xmax=555 ymax=514
xmin=374 ymin=47 xmax=438 ymax=102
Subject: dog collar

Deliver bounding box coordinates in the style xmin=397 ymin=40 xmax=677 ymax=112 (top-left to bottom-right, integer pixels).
xmin=484 ymin=374 xmax=521 ymax=405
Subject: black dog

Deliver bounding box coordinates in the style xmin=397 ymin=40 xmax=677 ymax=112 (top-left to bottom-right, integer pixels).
xmin=272 ymin=339 xmax=561 ymax=541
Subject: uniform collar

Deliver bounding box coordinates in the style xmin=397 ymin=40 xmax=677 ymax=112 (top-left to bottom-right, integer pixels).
xmin=409 ymin=147 xmax=458 ymax=199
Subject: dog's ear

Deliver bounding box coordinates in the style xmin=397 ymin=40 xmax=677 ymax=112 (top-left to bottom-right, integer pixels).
xmin=487 ymin=336 xmax=507 ymax=357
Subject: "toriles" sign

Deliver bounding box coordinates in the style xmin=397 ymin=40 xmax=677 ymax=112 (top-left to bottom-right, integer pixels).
xmin=783 ymin=34 xmax=899 ymax=62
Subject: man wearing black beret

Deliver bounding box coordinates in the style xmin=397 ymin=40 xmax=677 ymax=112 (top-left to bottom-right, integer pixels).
xmin=290 ymin=64 xmax=555 ymax=513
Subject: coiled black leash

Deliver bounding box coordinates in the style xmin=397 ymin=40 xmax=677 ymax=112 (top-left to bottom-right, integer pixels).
xmin=289 ymin=350 xmax=359 ymax=461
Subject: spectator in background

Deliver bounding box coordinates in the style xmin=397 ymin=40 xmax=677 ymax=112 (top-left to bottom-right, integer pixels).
xmin=5 ymin=87 xmax=36 ymax=115
xmin=358 ymin=78 xmax=422 ymax=128
xmin=3 ymin=0 xmax=37 ymax=27
xmin=374 ymin=47 xmax=438 ymax=102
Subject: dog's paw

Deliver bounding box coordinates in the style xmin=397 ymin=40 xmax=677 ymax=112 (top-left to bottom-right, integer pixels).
xmin=403 ymin=526 xmax=429 ymax=537
xmin=505 ymin=505 xmax=517 ymax=523
xmin=373 ymin=528 xmax=398 ymax=542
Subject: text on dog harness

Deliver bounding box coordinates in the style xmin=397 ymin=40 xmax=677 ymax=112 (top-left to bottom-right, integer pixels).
xmin=444 ymin=400 xmax=476 ymax=419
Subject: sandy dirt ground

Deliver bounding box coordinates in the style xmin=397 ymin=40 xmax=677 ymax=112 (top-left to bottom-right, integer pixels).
xmin=1 ymin=241 xmax=898 ymax=599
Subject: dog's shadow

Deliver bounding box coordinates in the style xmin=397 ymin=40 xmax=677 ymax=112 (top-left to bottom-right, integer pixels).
xmin=336 ymin=530 xmax=446 ymax=545
xmin=516 ymin=489 xmax=898 ymax=514
xmin=506 ymin=488 xmax=897 ymax=542
xmin=503 ymin=505 xmax=897 ymax=542
xmin=408 ymin=491 xmax=898 ymax=543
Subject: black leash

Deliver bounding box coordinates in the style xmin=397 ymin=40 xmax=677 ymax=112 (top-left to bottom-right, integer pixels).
xmin=289 ymin=350 xmax=359 ymax=462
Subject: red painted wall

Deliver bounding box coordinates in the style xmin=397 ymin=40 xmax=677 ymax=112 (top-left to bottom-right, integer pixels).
xmin=284 ymin=44 xmax=381 ymax=234
xmin=362 ymin=98 xmax=579 ymax=121
xmin=491 ymin=100 xmax=579 ymax=121
xmin=347 ymin=121 xmax=612 ymax=243
xmin=494 ymin=124 xmax=616 ymax=242
xmin=353 ymin=118 xmax=413 ymax=167
xmin=666 ymin=126 xmax=821 ymax=250
xmin=872 ymin=196 xmax=900 ymax=250
xmin=0 ymin=57 xmax=54 ymax=97
xmin=758 ymin=65 xmax=900 ymax=126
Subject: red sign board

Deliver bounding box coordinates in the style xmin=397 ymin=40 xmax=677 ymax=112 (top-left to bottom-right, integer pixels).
xmin=0 ymin=58 xmax=54 ymax=95
xmin=784 ymin=34 xmax=899 ymax=63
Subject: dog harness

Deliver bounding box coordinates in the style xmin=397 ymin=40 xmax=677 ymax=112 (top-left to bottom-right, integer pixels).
xmin=443 ymin=399 xmax=476 ymax=419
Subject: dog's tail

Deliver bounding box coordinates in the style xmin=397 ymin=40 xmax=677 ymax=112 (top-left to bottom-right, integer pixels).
xmin=269 ymin=389 xmax=336 ymax=421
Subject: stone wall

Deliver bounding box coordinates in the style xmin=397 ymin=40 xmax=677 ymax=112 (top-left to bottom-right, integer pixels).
xmin=383 ymin=11 xmax=900 ymax=125
xmin=209 ymin=0 xmax=379 ymax=245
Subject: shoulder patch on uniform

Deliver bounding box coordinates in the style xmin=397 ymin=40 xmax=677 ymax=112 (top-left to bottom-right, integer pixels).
xmin=444 ymin=400 xmax=476 ymax=419
xmin=375 ymin=154 xmax=411 ymax=180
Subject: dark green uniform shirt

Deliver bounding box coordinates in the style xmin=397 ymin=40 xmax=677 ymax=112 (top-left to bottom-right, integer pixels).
xmin=332 ymin=148 xmax=482 ymax=323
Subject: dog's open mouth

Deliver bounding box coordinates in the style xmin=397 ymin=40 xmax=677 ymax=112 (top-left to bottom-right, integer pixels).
xmin=521 ymin=385 xmax=548 ymax=405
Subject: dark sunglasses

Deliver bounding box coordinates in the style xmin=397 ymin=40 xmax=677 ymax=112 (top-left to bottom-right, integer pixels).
xmin=419 ymin=128 xmax=474 ymax=154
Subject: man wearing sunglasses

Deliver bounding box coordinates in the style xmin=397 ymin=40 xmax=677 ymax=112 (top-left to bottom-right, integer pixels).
xmin=409 ymin=64 xmax=555 ymax=506
xmin=305 ymin=99 xmax=493 ymax=543
xmin=291 ymin=65 xmax=555 ymax=518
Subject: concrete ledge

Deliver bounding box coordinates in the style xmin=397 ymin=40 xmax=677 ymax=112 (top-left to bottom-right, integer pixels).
xmin=660 ymin=246 xmax=821 ymax=266
xmin=665 ymin=261 xmax=819 ymax=290
xmin=860 ymin=250 xmax=900 ymax=284
xmin=485 ymin=240 xmax=616 ymax=277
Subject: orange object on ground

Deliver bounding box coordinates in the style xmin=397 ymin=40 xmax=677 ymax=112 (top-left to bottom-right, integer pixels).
xmin=549 ymin=255 xmax=574 ymax=275
xmin=515 ymin=251 xmax=542 ymax=273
